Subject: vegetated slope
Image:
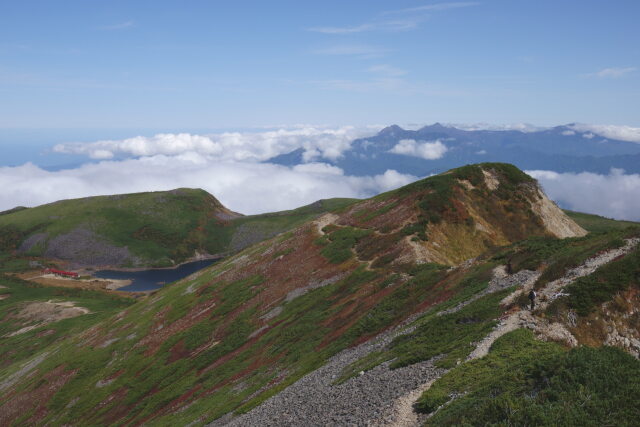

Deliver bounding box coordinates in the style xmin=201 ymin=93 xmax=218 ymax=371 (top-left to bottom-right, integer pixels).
xmin=564 ymin=209 xmax=640 ymax=233
xmin=0 ymin=163 xmax=591 ymax=425
xmin=0 ymin=188 xmax=355 ymax=268
xmin=411 ymin=233 xmax=640 ymax=426
xmin=417 ymin=329 xmax=640 ymax=426
xmin=0 ymin=188 xmax=235 ymax=268
xmin=0 ymin=274 xmax=134 ymax=370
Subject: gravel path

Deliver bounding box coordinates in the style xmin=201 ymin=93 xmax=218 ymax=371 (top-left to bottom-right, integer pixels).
xmin=438 ymin=267 xmax=540 ymax=317
xmin=209 ymin=263 xmax=536 ymax=426
xmin=209 ymin=238 xmax=639 ymax=426
xmin=209 ymin=307 xmax=445 ymax=426
xmin=468 ymin=237 xmax=639 ymax=360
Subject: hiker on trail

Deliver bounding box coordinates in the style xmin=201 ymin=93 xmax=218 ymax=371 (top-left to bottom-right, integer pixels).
xmin=528 ymin=289 xmax=536 ymax=311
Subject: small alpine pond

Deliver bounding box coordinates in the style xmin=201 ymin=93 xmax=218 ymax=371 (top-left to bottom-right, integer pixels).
xmin=94 ymin=258 xmax=220 ymax=291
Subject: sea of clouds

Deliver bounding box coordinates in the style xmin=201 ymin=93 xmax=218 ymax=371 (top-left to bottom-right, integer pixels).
xmin=0 ymin=126 xmax=416 ymax=214
xmin=1 ymin=125 xmax=640 ymax=220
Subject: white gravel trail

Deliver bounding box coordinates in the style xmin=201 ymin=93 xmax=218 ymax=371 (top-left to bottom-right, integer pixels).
xmin=388 ymin=237 xmax=640 ymax=426
xmin=469 ymin=237 xmax=639 ymax=360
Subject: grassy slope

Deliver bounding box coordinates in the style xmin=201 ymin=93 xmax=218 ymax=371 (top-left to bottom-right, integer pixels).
xmin=0 ymin=189 xmax=357 ymax=267
xmin=564 ymin=209 xmax=640 ymax=233
xmin=417 ymin=329 xmax=640 ymax=426
xmin=2 ymin=163 xmax=638 ymax=425
xmin=0 ymin=274 xmax=134 ymax=369
xmin=335 ymin=225 xmax=640 ymax=405
xmin=202 ymin=198 xmax=358 ymax=254
xmin=410 ymin=225 xmax=640 ymax=425
xmin=0 ymin=188 xmax=224 ymax=266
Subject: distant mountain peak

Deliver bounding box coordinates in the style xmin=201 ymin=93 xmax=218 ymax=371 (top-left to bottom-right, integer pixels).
xmin=417 ymin=122 xmax=453 ymax=132
xmin=378 ymin=124 xmax=404 ymax=136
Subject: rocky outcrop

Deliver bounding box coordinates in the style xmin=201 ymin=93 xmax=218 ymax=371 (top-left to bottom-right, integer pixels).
xmin=42 ymin=226 xmax=140 ymax=268
xmin=530 ymin=188 xmax=587 ymax=238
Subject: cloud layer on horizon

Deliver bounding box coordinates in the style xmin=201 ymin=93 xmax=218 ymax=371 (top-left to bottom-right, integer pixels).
xmin=52 ymin=123 xmax=640 ymax=167
xmin=0 ymin=155 xmax=416 ymax=215
xmin=6 ymin=124 xmax=640 ymax=222
xmin=528 ymin=169 xmax=640 ymax=222
xmin=54 ymin=126 xmax=380 ymax=163
xmin=567 ymin=123 xmax=640 ymax=144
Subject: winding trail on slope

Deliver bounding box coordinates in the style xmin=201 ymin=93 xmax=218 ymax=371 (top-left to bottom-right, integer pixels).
xmin=468 ymin=237 xmax=639 ymax=360
xmin=315 ymin=213 xmax=339 ymax=236
xmin=212 ymin=220 xmax=637 ymax=427
xmin=381 ymin=237 xmax=640 ymax=427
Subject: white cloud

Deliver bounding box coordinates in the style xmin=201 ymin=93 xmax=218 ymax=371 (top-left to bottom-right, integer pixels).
xmin=309 ymin=2 xmax=475 ymax=35
xmin=447 ymin=122 xmax=546 ymax=133
xmin=561 ymin=130 xmax=575 ymax=136
xmin=389 ymin=139 xmax=448 ymax=160
xmin=367 ymin=64 xmax=407 ymax=77
xmin=308 ymin=18 xmax=421 ymax=34
xmin=528 ymin=169 xmax=640 ymax=221
xmin=582 ymin=132 xmax=595 ymax=139
xmin=0 ymin=157 xmax=417 ymax=215
xmin=568 ymin=124 xmax=640 ymax=144
xmin=309 ymin=24 xmax=374 ymax=34
xmin=589 ymin=67 xmax=636 ymax=78
xmin=54 ymin=126 xmax=377 ymax=163
xmin=312 ymin=44 xmax=388 ymax=58
xmin=384 ymin=2 xmax=479 ymax=15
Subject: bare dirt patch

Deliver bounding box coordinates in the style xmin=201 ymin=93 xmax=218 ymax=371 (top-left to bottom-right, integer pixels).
xmin=3 ymin=300 xmax=90 ymax=337
xmin=315 ymin=213 xmax=339 ymax=235
xmin=482 ymin=169 xmax=500 ymax=190
xmin=16 ymin=271 xmax=132 ymax=292
xmin=530 ymin=189 xmax=587 ymax=238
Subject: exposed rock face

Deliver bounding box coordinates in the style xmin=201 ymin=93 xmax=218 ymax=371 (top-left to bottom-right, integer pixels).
xmin=530 ymin=188 xmax=587 ymax=238
xmin=482 ymin=169 xmax=500 ymax=190
xmin=18 ymin=233 xmax=48 ymax=253
xmin=393 ymin=165 xmax=587 ymax=266
xmin=229 ymin=223 xmax=281 ymax=252
xmin=43 ymin=226 xmax=140 ymax=268
xmin=573 ymin=283 xmax=640 ymax=359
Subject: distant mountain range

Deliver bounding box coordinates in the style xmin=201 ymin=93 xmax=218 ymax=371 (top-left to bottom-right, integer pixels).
xmin=269 ymin=123 xmax=640 ymax=176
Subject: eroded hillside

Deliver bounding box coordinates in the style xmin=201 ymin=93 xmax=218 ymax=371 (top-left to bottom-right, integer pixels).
xmin=3 ymin=163 xmax=637 ymax=427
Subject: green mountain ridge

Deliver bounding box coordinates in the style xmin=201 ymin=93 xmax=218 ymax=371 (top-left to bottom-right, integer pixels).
xmin=0 ymin=188 xmax=356 ymax=268
xmin=0 ymin=163 xmax=639 ymax=426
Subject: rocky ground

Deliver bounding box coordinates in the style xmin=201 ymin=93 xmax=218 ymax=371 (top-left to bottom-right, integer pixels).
xmin=19 ymin=226 xmax=141 ymax=268
xmin=469 ymin=237 xmax=640 ymax=360
xmin=210 ymin=238 xmax=640 ymax=427
xmin=209 ymin=308 xmax=445 ymax=427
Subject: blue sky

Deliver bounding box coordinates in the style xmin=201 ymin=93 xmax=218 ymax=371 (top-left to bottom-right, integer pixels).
xmin=1 ymin=1 xmax=640 ymax=219
xmin=1 ymin=0 xmax=639 ymax=132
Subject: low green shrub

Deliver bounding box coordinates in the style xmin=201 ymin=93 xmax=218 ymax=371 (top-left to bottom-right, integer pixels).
xmin=418 ymin=329 xmax=640 ymax=427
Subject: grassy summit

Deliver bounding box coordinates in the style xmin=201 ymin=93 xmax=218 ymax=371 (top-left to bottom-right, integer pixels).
xmin=0 ymin=189 xmax=356 ymax=267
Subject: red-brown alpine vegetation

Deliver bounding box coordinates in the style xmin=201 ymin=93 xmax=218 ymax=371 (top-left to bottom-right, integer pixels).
xmin=1 ymin=163 xmax=639 ymax=426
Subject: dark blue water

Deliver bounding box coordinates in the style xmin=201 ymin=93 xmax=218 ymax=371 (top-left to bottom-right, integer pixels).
xmin=94 ymin=258 xmax=220 ymax=292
